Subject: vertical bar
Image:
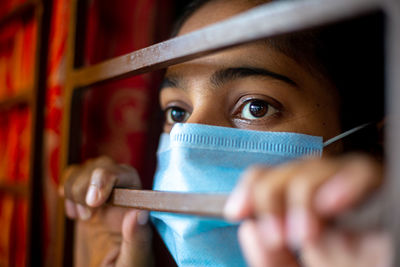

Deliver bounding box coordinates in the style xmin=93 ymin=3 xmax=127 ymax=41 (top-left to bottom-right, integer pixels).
xmin=56 ymin=0 xmax=88 ymax=265
xmin=384 ymin=0 xmax=400 ymax=266
xmin=67 ymin=0 xmax=381 ymax=89
xmin=56 ymin=0 xmax=391 ymax=266
xmin=54 ymin=0 xmax=77 ymax=265
xmin=26 ymin=0 xmax=52 ymax=265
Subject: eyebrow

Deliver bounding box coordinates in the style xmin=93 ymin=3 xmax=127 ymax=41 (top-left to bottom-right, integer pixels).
xmin=160 ymin=67 xmax=297 ymax=91
xmin=211 ymin=67 xmax=297 ymax=87
xmin=160 ymin=76 xmax=180 ymax=89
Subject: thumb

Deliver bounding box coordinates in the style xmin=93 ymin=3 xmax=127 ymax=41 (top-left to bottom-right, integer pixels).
xmin=115 ymin=210 xmax=153 ymax=267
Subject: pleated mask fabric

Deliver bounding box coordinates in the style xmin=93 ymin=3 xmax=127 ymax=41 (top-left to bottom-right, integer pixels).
xmin=151 ymin=123 xmax=323 ymax=267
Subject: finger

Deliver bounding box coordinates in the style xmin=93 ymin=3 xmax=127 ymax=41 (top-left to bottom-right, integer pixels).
xmin=64 ymin=166 xmax=91 ymax=204
xmin=76 ymin=203 xmax=92 ymax=221
xmin=239 ymin=219 xmax=299 ymax=267
xmin=86 ymin=166 xmax=141 ymax=208
xmin=65 ymin=199 xmax=78 ymax=219
xmin=93 ymin=156 xmax=115 ymax=168
xmin=286 ymin=159 xmax=339 ymax=249
xmin=96 ymin=205 xmax=128 ymax=232
xmin=224 ymin=161 xmax=305 ymax=221
xmin=256 ymin=214 xmax=285 ymax=249
xmin=302 ymin=230 xmax=393 ymax=267
xmin=61 ymin=165 xmax=80 ymax=199
xmin=63 ymin=157 xmax=114 ymax=203
xmin=251 ymin=161 xmax=306 ymax=216
xmin=115 ymin=210 xmax=152 ymax=267
xmin=314 ymin=155 xmax=383 ymax=216
xmin=114 ymin=164 xmax=141 ymax=188
xmin=86 ymin=168 xmax=118 ymax=207
xmin=224 ymin=165 xmax=267 ymax=221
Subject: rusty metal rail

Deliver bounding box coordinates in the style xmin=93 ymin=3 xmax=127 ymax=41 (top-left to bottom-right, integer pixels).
xmin=67 ymin=0 xmax=381 ymax=90
xmin=111 ymin=189 xmax=228 ymax=218
xmin=58 ymin=0 xmax=400 ymax=265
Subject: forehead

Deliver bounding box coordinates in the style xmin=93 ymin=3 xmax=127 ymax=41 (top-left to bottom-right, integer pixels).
xmin=171 ymin=1 xmax=289 ymax=75
xmin=165 ymin=41 xmax=297 ymax=80
xmin=167 ymin=0 xmax=328 ymax=89
xmin=178 ymin=0 xmax=265 ymax=35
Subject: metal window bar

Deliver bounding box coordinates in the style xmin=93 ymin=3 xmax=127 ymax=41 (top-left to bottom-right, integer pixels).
xmin=0 ymin=0 xmax=51 ymax=265
xmin=0 ymin=0 xmax=38 ymax=29
xmin=26 ymin=0 xmax=52 ymax=266
xmin=58 ymin=0 xmax=400 ymax=265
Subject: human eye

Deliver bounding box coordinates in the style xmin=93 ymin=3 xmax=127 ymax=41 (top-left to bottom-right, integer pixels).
xmin=232 ymin=97 xmax=280 ymax=122
xmin=164 ymin=106 xmax=191 ymax=125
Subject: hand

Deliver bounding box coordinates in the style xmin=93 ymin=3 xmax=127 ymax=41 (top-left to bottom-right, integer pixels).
xmin=59 ymin=156 xmax=152 ymax=267
xmin=224 ymin=154 xmax=391 ymax=267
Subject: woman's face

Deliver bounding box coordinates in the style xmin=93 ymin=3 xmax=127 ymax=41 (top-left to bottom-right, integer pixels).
xmin=160 ymin=0 xmax=342 ymax=154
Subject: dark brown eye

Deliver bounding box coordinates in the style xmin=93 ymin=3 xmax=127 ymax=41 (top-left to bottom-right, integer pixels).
xmin=249 ymin=100 xmax=268 ymax=117
xmin=165 ymin=107 xmax=190 ymax=124
xmin=240 ymin=99 xmax=277 ymax=120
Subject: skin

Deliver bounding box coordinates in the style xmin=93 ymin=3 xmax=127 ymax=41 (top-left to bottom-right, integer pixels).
xmin=61 ymin=157 xmax=152 ymax=267
xmin=60 ymin=0 xmax=390 ymax=266
xmin=161 ymin=0 xmax=342 ymax=142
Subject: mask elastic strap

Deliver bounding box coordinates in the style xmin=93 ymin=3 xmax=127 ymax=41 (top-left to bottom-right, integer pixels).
xmin=323 ymin=122 xmax=373 ymax=147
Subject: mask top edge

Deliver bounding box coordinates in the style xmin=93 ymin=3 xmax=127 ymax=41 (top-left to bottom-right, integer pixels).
xmin=161 ymin=123 xmax=323 ymax=156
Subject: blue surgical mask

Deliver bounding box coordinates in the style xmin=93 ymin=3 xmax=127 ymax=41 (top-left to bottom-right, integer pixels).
xmin=150 ymin=123 xmax=367 ymax=267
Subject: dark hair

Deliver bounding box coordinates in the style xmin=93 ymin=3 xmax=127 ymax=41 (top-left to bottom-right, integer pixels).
xmin=173 ymin=0 xmax=385 ymax=154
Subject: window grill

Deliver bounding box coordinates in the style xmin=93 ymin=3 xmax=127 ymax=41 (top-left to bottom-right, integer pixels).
xmin=59 ymin=0 xmax=400 ymax=265
xmin=0 ymin=0 xmax=51 ymax=265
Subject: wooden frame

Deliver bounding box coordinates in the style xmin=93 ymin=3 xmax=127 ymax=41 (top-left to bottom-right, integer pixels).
xmin=0 ymin=0 xmax=38 ymax=29
xmin=27 ymin=0 xmax=52 ymax=265
xmin=59 ymin=0 xmax=400 ymax=265
xmin=0 ymin=0 xmax=52 ymax=266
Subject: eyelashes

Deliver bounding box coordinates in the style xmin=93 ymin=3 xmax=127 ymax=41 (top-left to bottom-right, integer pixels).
xmin=163 ymin=95 xmax=282 ymax=127
xmin=234 ymin=99 xmax=279 ymax=121
xmin=165 ymin=106 xmax=190 ymax=124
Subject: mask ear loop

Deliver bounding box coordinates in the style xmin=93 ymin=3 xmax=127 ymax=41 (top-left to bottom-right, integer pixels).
xmin=323 ymin=122 xmax=373 ymax=147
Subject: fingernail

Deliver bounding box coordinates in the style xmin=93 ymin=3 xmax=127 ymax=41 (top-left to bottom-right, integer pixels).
xmin=77 ymin=204 xmax=92 ymax=221
xmin=224 ymin=187 xmax=246 ymax=221
xmin=86 ymin=185 xmax=100 ymax=206
xmin=257 ymin=215 xmax=283 ymax=248
xmin=137 ymin=211 xmax=149 ymax=225
xmin=91 ymin=168 xmax=105 ymax=187
xmin=287 ymin=208 xmax=307 ymax=250
xmin=224 ymin=195 xmax=243 ymax=221
xmin=314 ymin=173 xmax=350 ymax=214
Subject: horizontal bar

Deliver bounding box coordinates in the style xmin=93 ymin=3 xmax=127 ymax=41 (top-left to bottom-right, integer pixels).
xmin=0 ymin=91 xmax=32 ymax=111
xmin=0 ymin=181 xmax=28 ymax=197
xmin=110 ymin=189 xmax=228 ymax=218
xmin=70 ymin=0 xmax=381 ymax=89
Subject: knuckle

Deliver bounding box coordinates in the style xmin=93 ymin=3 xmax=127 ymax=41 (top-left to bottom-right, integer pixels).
xmin=95 ymin=156 xmax=114 ymax=167
xmin=292 ymin=173 xmax=313 ymax=193
xmin=255 ymin=180 xmax=278 ymax=202
xmin=254 ymin=178 xmax=283 ymax=213
xmin=243 ymin=165 xmax=269 ymax=182
xmin=62 ymin=165 xmax=80 ymax=185
xmin=119 ymin=164 xmax=136 ymax=173
xmin=63 ymin=174 xmax=78 ymax=200
xmin=350 ymin=155 xmax=383 ymax=186
xmin=94 ymin=167 xmax=117 ymax=185
xmin=288 ymin=174 xmax=314 ymax=204
xmin=71 ymin=178 xmax=88 ymax=202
